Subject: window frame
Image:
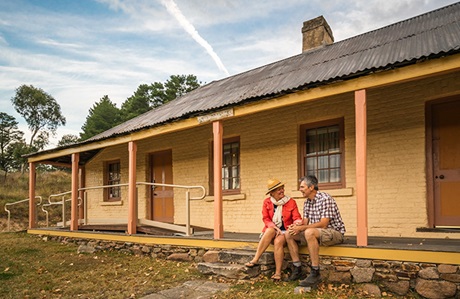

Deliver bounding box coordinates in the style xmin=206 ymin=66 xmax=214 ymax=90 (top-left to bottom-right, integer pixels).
xmin=299 ymin=118 xmax=345 ymax=189
xmin=209 ymin=136 xmax=241 ymax=195
xmin=104 ymin=160 xmax=121 ymax=202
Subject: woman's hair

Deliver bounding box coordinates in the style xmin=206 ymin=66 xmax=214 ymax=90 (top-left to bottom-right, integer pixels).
xmin=300 ymin=175 xmax=319 ymax=190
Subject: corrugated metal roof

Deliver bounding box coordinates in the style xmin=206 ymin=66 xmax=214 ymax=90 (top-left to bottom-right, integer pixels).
xmin=85 ymin=3 xmax=460 ymax=142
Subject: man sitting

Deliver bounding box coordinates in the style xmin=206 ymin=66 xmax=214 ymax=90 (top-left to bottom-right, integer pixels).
xmin=285 ymin=175 xmax=346 ymax=287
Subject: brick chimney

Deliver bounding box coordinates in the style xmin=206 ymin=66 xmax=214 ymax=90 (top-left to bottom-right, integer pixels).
xmin=302 ymin=16 xmax=334 ymax=52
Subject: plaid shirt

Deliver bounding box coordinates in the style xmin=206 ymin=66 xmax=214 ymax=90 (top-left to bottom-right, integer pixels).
xmin=303 ymin=191 xmax=346 ymax=234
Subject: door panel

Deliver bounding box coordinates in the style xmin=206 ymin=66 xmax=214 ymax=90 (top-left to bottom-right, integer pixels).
xmin=432 ymin=99 xmax=460 ymax=226
xmin=150 ymin=150 xmax=174 ymax=223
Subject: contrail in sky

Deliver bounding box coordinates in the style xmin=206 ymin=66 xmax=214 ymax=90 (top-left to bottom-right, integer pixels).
xmin=160 ymin=0 xmax=230 ymax=76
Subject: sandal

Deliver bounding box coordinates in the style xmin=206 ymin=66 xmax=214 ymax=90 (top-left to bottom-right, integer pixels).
xmin=245 ymin=261 xmax=258 ymax=268
xmin=271 ymin=273 xmax=282 ymax=281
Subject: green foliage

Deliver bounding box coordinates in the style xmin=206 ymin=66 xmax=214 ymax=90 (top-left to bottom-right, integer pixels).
xmin=31 ymin=131 xmax=49 ymax=152
xmin=163 ymin=74 xmax=201 ymax=104
xmin=151 ymin=74 xmax=201 ymax=108
xmin=80 ymin=95 xmax=123 ymax=141
xmin=120 ymin=84 xmax=153 ymax=121
xmin=0 ymin=112 xmax=25 ymax=176
xmin=120 ymin=74 xmax=201 ymax=121
xmin=11 ymin=84 xmax=66 ymax=147
xmin=8 ymin=140 xmax=29 ymax=173
xmin=57 ymin=134 xmax=79 ymax=147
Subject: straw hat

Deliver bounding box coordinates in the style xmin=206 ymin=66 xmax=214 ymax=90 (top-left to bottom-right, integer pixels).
xmin=266 ymin=178 xmax=285 ymax=194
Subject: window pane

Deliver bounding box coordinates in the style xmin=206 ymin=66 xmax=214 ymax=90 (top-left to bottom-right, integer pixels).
xmin=306 ymin=157 xmax=316 ymax=172
xmin=222 ymin=167 xmax=228 ymax=179
xmin=232 ymin=178 xmax=240 ymax=189
xmin=317 ymin=127 xmax=328 ymax=154
xmin=231 ymin=152 xmax=239 ymax=165
xmin=318 ymin=156 xmax=328 ymax=169
xmin=306 ymin=130 xmax=316 ymax=155
xmin=232 ymin=166 xmax=239 ymax=177
xmin=223 ymin=152 xmax=230 ymax=166
xmin=330 ymin=169 xmax=341 ymax=182
xmin=318 ymin=169 xmax=329 ymax=183
xmin=222 ymin=178 xmax=229 ymax=189
xmin=330 ymin=154 xmax=340 ymax=168
xmin=329 ymin=126 xmax=340 ymax=153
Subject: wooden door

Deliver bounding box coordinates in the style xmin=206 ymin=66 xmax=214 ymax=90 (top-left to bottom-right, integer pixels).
xmin=150 ymin=150 xmax=174 ymax=223
xmin=432 ymin=99 xmax=460 ymax=226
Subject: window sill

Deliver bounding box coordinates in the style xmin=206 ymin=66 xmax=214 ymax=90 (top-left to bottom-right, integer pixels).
xmin=204 ymin=193 xmax=246 ymax=202
xmin=416 ymin=227 xmax=460 ymax=233
xmin=291 ymin=187 xmax=353 ymax=198
xmin=100 ymin=200 xmax=123 ymax=206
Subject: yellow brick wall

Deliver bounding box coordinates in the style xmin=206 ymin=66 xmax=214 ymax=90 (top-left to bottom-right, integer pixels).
xmin=83 ymin=71 xmax=460 ymax=239
xmin=84 ymin=143 xmax=130 ymax=222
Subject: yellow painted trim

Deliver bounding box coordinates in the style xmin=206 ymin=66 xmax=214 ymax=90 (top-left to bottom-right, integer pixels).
xmin=313 ymin=247 xmax=460 ymax=265
xmin=28 ymin=53 xmax=460 ymax=162
xmin=28 ymin=229 xmax=258 ymax=250
xmin=28 ymin=229 xmax=459 ymax=265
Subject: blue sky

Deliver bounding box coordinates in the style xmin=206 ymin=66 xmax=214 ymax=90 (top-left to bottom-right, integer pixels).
xmin=0 ymin=0 xmax=458 ymax=147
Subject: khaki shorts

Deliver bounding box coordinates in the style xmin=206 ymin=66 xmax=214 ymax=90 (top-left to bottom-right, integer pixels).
xmin=299 ymin=228 xmax=344 ymax=246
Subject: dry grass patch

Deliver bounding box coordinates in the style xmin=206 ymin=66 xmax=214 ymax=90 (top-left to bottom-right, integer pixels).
xmin=0 ymin=232 xmax=202 ymax=299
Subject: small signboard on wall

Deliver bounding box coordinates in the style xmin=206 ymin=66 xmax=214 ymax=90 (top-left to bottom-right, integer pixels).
xmin=197 ymin=108 xmax=234 ymax=124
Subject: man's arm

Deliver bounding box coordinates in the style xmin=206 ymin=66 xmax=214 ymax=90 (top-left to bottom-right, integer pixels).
xmin=289 ymin=218 xmax=330 ymax=234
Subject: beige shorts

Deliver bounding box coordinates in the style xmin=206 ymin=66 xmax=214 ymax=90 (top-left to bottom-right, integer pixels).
xmin=299 ymin=228 xmax=344 ymax=246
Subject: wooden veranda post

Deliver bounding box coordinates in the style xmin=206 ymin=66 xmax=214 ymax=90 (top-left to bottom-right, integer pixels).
xmin=70 ymin=153 xmax=79 ymax=230
xmin=127 ymin=141 xmax=137 ymax=235
xmin=355 ymin=89 xmax=368 ymax=246
xmin=28 ymin=162 xmax=36 ymax=229
xmin=213 ymin=121 xmax=224 ymax=239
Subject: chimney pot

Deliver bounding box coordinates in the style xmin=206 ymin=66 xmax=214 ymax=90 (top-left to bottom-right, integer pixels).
xmin=302 ymin=16 xmax=334 ymax=52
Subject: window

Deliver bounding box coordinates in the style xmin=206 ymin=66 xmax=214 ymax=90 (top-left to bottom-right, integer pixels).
xmin=222 ymin=138 xmax=240 ymax=191
xmin=105 ymin=161 xmax=121 ymax=201
xmin=300 ymin=119 xmax=344 ymax=189
xmin=209 ymin=137 xmax=240 ymax=194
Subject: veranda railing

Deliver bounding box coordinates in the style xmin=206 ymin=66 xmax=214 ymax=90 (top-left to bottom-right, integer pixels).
xmin=5 ymin=182 xmax=206 ymax=235
xmin=4 ymin=196 xmax=42 ymax=231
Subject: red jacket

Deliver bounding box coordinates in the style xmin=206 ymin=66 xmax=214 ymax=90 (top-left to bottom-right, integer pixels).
xmin=261 ymin=197 xmax=302 ymax=232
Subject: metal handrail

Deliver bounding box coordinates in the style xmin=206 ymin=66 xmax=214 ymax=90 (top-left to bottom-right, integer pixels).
xmin=42 ymin=192 xmax=82 ymax=227
xmin=137 ymin=182 xmax=206 ymax=236
xmin=76 ymin=182 xmax=206 ymax=236
xmin=4 ymin=196 xmax=42 ymax=231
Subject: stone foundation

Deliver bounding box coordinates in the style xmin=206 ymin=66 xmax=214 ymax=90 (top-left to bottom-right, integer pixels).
xmin=41 ymin=235 xmax=460 ymax=299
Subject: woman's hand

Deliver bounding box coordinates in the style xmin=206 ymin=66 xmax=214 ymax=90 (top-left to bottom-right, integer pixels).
xmin=274 ymin=226 xmax=282 ymax=237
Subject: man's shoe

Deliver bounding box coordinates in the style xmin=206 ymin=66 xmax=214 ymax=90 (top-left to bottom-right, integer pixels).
xmin=287 ymin=265 xmax=303 ymax=281
xmin=299 ymin=268 xmax=321 ymax=287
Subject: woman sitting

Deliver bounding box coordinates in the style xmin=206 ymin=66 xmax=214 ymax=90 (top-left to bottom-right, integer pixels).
xmin=245 ymin=178 xmax=302 ymax=281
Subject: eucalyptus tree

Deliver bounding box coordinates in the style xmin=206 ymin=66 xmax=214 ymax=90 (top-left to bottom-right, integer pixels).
xmin=11 ymin=85 xmax=66 ymax=148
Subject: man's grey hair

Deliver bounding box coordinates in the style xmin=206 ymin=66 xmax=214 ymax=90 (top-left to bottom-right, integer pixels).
xmin=300 ymin=175 xmax=319 ymax=190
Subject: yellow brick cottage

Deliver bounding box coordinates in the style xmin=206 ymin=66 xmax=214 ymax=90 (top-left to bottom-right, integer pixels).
xmin=26 ymin=4 xmax=460 ymax=246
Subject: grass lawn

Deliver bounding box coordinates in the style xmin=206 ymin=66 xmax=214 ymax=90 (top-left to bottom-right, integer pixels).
xmin=0 ymin=232 xmax=202 ymax=299
xmin=0 ymin=232 xmax=421 ymax=299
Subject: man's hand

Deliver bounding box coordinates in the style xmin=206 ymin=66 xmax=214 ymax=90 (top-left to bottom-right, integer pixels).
xmin=288 ymin=223 xmax=302 ymax=235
